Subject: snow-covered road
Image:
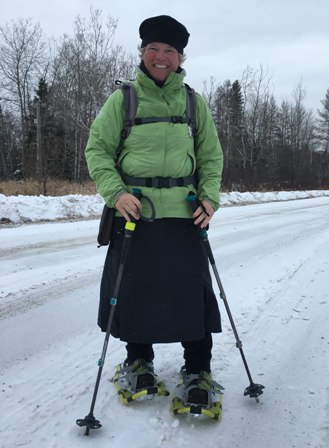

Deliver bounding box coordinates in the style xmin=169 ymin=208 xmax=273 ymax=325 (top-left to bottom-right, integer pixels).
xmin=1 ymin=197 xmax=329 ymax=448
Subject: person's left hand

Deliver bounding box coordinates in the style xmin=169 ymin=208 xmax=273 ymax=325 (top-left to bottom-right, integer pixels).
xmin=192 ymin=200 xmax=214 ymax=228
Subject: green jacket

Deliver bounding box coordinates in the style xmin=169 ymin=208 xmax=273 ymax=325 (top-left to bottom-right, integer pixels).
xmin=85 ymin=67 xmax=223 ymax=218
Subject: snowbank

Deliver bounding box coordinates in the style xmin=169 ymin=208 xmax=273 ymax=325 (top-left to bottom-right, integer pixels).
xmin=1 ymin=190 xmax=329 ymax=224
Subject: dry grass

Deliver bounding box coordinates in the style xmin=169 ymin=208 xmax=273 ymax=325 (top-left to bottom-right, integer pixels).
xmin=0 ymin=179 xmax=97 ymax=196
xmin=1 ymin=179 xmax=327 ymax=197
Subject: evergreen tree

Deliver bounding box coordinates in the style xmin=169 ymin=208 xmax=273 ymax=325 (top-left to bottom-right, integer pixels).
xmin=316 ymin=88 xmax=329 ymax=183
xmin=317 ymin=88 xmax=329 ymax=151
xmin=0 ymin=105 xmax=19 ymax=180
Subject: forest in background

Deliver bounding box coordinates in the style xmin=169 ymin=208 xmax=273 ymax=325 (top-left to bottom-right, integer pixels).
xmin=0 ymin=9 xmax=328 ymax=195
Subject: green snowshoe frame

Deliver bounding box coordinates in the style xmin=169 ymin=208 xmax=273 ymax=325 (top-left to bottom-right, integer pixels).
xmin=114 ymin=360 xmax=169 ymax=404
xmin=171 ymin=368 xmax=224 ymax=420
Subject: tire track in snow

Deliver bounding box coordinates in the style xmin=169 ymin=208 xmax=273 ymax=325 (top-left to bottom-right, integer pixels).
xmin=0 ymin=268 xmax=102 ymax=319
xmin=1 ymin=222 xmax=105 ymax=319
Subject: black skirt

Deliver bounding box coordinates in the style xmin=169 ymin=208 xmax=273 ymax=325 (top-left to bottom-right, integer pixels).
xmin=98 ymin=217 xmax=221 ymax=343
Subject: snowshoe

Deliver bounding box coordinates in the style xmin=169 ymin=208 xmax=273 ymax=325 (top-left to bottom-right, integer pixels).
xmin=171 ymin=367 xmax=224 ymax=420
xmin=114 ymin=359 xmax=169 ymax=404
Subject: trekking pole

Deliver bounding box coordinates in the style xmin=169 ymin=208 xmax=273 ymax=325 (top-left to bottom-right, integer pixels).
xmin=186 ymin=192 xmax=265 ymax=402
xmin=76 ymin=188 xmax=142 ymax=435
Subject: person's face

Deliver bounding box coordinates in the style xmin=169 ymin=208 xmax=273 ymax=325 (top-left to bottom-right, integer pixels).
xmin=142 ymin=42 xmax=180 ymax=82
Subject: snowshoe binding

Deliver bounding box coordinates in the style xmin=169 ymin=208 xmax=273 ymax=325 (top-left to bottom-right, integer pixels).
xmin=171 ymin=367 xmax=224 ymax=420
xmin=114 ymin=359 xmax=169 ymax=404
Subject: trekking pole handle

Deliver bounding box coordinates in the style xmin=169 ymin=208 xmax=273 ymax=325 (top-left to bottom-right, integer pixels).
xmin=123 ymin=188 xmax=142 ymax=238
xmin=132 ymin=188 xmax=142 ymax=218
xmin=186 ymin=191 xmax=209 ymax=215
xmin=186 ymin=192 xmax=209 ymax=238
xmin=131 ymin=188 xmax=156 ymax=223
xmin=186 ymin=191 xmax=199 ymax=212
xmin=186 ymin=192 xmax=215 ymax=264
xmin=132 ymin=187 xmax=142 ymax=199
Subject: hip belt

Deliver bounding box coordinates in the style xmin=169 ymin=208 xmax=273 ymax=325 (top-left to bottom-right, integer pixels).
xmin=121 ymin=173 xmax=196 ymax=188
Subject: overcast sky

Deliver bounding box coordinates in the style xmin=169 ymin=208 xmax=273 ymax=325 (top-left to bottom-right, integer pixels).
xmin=1 ymin=0 xmax=328 ymax=111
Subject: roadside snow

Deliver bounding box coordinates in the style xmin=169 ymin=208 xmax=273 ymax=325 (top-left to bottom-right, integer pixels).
xmin=1 ymin=193 xmax=329 ymax=448
xmin=1 ymin=190 xmax=329 ymax=224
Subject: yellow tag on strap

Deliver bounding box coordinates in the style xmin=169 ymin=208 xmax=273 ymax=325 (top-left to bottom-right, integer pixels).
xmin=125 ymin=221 xmax=136 ymax=231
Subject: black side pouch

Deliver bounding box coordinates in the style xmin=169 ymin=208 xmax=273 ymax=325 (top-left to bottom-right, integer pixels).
xmin=97 ymin=205 xmax=115 ymax=246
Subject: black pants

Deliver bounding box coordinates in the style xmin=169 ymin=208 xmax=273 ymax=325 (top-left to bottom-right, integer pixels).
xmin=126 ymin=333 xmax=213 ymax=374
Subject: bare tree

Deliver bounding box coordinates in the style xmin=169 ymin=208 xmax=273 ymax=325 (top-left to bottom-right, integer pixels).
xmin=50 ymin=8 xmax=136 ymax=182
xmin=0 ymin=18 xmax=48 ymax=176
xmin=290 ymin=80 xmax=307 ymax=151
xmin=202 ymin=76 xmax=218 ymax=112
xmin=287 ymin=80 xmax=316 ymax=186
xmin=239 ymin=65 xmax=273 ymax=187
xmin=204 ymin=70 xmax=320 ymax=190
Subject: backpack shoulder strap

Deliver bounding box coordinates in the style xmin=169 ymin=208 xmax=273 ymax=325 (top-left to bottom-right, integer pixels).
xmin=115 ymin=82 xmax=137 ymax=157
xmin=184 ymin=83 xmax=198 ymax=139
xmin=116 ymin=81 xmax=197 ymax=159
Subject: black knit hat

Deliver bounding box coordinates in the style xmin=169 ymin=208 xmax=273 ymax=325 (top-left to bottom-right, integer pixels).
xmin=139 ymin=15 xmax=190 ymax=54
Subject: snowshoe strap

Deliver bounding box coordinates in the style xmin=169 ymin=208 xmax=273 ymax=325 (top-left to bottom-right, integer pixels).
xmin=177 ymin=370 xmax=224 ymax=407
xmin=116 ymin=360 xmax=157 ymax=393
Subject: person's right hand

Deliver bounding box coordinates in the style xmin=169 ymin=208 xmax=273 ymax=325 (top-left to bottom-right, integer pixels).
xmin=115 ymin=192 xmax=142 ymax=221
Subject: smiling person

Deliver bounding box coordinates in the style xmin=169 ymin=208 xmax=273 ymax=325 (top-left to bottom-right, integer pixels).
xmin=85 ymin=15 xmax=224 ymax=419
